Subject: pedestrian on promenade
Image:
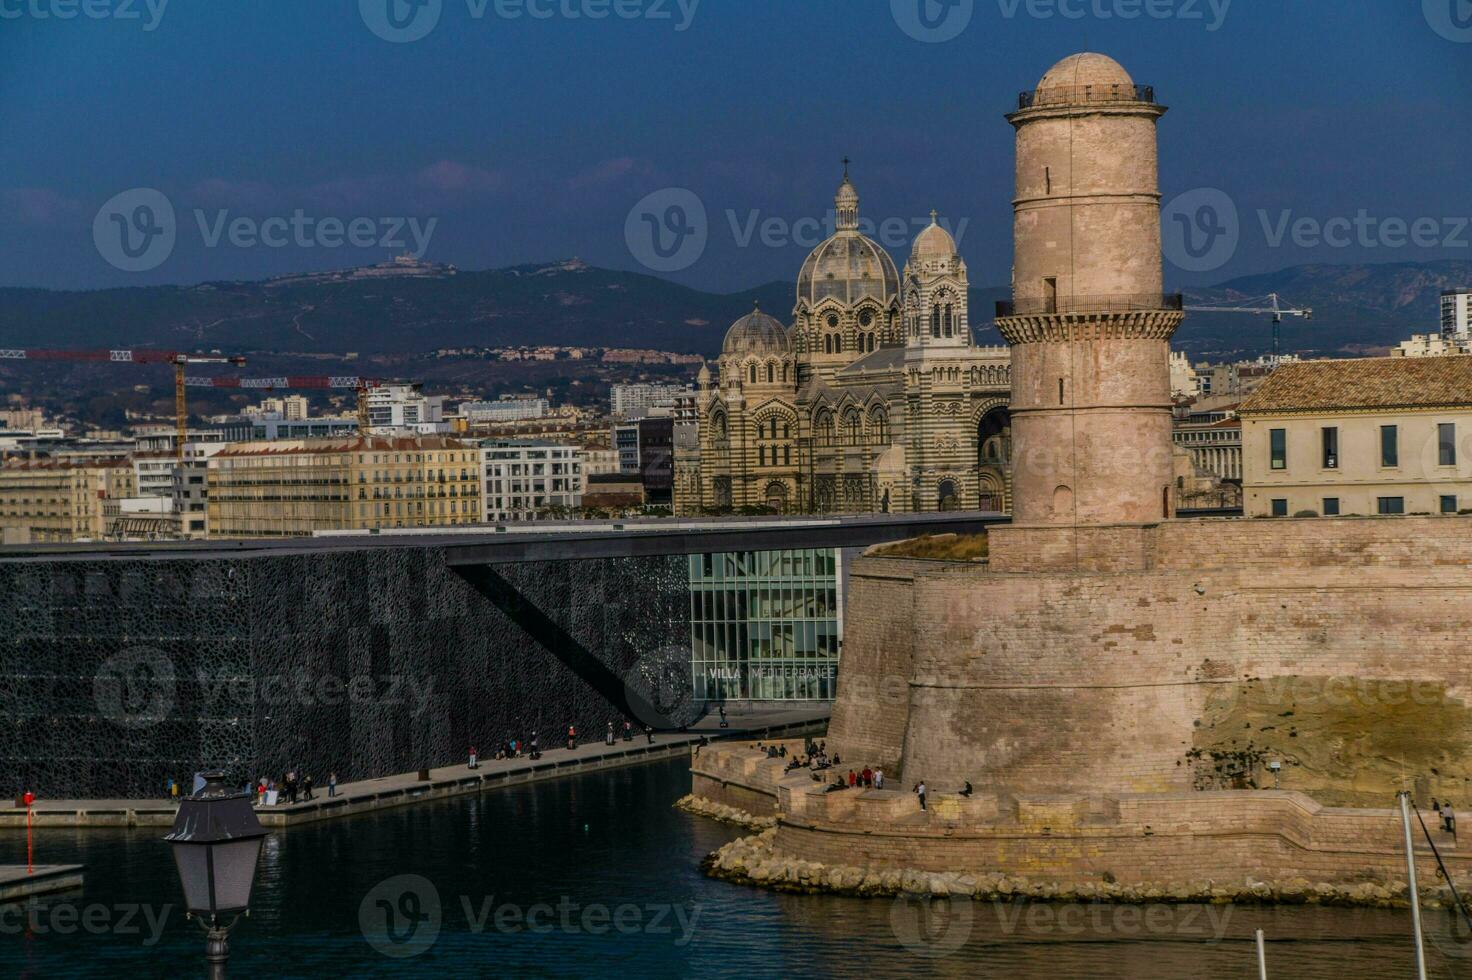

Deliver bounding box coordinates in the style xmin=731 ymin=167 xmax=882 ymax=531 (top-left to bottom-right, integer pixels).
xmin=567 ymin=725 xmax=577 ymax=751
xmin=622 ymin=720 xmax=632 ymax=742
xmin=530 ymin=734 xmax=541 ymax=760
xmin=286 ymin=772 xmax=298 ymax=805
xmin=874 ymin=768 xmax=883 ymax=790
xmin=606 ymin=722 xmax=616 ymax=746
xmin=644 ymin=724 xmax=655 ymax=744
xmin=469 ymin=745 xmax=478 ymax=770
xmin=328 ymin=773 xmax=337 ymax=798
xmin=302 ymin=774 xmax=314 ymax=801
xmin=915 ymin=781 xmax=927 ymax=811
xmin=167 ymin=778 xmax=177 ymax=800
xmin=718 ymin=705 xmax=728 ymax=729
xmin=847 ymin=770 xmax=857 ymax=788
xmin=1446 ymin=802 xmax=1458 ymax=837
xmin=862 ymin=766 xmax=872 ymax=787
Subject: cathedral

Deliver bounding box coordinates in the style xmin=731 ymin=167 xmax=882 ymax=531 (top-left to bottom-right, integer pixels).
xmin=674 ymin=171 xmax=1014 ymax=515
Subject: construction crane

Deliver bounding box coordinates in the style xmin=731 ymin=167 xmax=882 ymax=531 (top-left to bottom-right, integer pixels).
xmin=0 ymin=348 xmax=246 ymax=461
xmin=1183 ymin=293 xmax=1313 ymax=360
xmin=184 ymin=374 xmax=385 ymax=432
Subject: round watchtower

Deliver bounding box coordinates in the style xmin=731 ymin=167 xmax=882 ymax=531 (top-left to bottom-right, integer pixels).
xmin=996 ymin=53 xmax=1184 ymax=526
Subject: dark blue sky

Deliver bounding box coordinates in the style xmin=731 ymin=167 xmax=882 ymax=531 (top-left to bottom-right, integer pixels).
xmin=1 ymin=0 xmax=1468 ymax=293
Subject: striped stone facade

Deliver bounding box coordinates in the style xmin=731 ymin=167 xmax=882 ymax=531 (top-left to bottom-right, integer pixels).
xmin=676 ymin=177 xmax=1013 ymax=516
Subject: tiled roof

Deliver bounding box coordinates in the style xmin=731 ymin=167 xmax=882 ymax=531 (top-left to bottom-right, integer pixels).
xmin=1240 ymin=356 xmax=1472 ymax=414
xmin=214 ymin=436 xmax=473 ymax=459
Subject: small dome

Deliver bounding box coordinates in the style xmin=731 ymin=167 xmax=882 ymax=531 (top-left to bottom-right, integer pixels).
xmin=1038 ymin=52 xmax=1134 ymax=92
xmin=835 ymin=176 xmax=858 ymax=206
xmin=911 ymin=211 xmax=956 ymax=261
xmin=722 ymin=304 xmax=789 ymax=355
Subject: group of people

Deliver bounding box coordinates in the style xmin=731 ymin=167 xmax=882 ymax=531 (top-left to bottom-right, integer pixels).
xmin=255 ymin=770 xmax=335 ymax=805
xmin=1434 ymin=799 xmax=1458 ymax=836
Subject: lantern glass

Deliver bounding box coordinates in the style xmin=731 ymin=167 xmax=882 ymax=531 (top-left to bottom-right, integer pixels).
xmin=164 ymin=771 xmax=266 ymax=920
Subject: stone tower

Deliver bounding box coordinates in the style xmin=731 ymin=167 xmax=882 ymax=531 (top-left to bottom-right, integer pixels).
xmin=995 ymin=53 xmax=1183 ymax=527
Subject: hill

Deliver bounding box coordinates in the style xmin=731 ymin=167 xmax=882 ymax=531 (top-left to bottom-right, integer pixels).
xmin=0 ymin=259 xmax=1465 ymax=361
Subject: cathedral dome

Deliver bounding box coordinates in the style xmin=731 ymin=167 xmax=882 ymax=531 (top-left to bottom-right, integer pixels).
xmin=1037 ymin=52 xmax=1134 ymax=92
xmin=911 ymin=212 xmax=956 ymax=261
xmin=797 ymin=171 xmax=900 ymax=309
xmin=722 ymin=304 xmax=789 ymax=355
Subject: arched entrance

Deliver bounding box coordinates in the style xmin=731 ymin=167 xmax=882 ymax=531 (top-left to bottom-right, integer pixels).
xmin=937 ymin=479 xmax=959 ymax=511
xmin=976 ymin=406 xmax=1011 ymax=512
xmin=763 ymin=480 xmax=790 ymax=514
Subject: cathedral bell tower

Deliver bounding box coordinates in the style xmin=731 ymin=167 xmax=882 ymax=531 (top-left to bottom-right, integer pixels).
xmin=995 ymin=53 xmax=1183 ymax=527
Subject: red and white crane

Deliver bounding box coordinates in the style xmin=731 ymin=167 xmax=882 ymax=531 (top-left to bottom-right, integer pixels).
xmin=0 ymin=348 xmax=246 ymax=462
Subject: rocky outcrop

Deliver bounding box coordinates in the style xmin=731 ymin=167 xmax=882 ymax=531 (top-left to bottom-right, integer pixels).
xmin=674 ymin=794 xmax=775 ymax=830
xmin=702 ymin=829 xmax=1472 ymax=909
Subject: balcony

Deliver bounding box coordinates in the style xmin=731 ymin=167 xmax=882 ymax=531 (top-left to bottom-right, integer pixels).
xmin=1017 ymin=83 xmax=1155 ymax=111
xmin=996 ymin=293 xmax=1184 ymax=318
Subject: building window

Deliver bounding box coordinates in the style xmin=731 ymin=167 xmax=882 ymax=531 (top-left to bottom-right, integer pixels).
xmin=1377 ymin=496 xmax=1405 ymax=515
xmin=1323 ymin=497 xmax=1340 ymax=516
xmin=1270 ymin=498 xmax=1288 ymax=517
xmin=1321 ymin=427 xmax=1338 ymax=469
xmin=1442 ymin=495 xmax=1459 ymax=514
xmin=1269 ymin=429 xmax=1287 ymax=470
xmin=1380 ymin=425 xmax=1398 ymax=467
xmin=1439 ymin=423 xmax=1457 ymax=466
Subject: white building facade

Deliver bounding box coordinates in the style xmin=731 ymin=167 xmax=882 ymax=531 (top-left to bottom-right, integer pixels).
xmin=481 ymin=440 xmax=585 ymax=522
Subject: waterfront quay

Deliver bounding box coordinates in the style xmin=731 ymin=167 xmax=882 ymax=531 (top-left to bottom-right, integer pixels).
xmin=0 ymin=706 xmax=826 ymax=830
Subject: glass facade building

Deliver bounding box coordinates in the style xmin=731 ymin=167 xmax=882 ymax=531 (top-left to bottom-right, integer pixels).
xmin=688 ymin=548 xmax=841 ymax=701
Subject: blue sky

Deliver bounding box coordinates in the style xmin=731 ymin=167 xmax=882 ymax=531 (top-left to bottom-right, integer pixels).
xmin=1 ymin=0 xmax=1468 ymax=292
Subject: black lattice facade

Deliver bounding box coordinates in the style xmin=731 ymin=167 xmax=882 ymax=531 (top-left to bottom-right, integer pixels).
xmin=0 ymin=548 xmax=692 ymax=799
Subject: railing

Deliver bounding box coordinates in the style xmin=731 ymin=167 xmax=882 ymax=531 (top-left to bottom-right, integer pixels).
xmin=996 ymin=293 xmax=1183 ymax=317
xmin=1017 ymin=83 xmax=1155 ymax=110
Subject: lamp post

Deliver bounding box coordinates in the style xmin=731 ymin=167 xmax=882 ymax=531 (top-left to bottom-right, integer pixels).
xmin=163 ymin=771 xmax=267 ymax=979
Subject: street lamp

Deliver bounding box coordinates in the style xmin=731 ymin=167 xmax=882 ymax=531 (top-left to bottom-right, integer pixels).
xmin=163 ymin=771 xmax=267 ymax=978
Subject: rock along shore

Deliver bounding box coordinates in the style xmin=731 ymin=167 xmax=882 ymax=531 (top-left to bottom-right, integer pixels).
xmin=697 ymin=825 xmax=1472 ymax=910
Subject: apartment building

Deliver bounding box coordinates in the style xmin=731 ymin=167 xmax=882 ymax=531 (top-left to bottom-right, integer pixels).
xmin=1240 ymin=357 xmax=1472 ymax=517
xmin=0 ymin=459 xmax=136 ymax=544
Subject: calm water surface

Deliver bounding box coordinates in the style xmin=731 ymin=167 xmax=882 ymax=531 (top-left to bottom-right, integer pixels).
xmin=4 ymin=757 xmax=1471 ymax=978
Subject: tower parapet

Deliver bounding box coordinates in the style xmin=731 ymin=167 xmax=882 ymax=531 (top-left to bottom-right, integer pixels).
xmin=996 ymin=53 xmax=1184 ymax=527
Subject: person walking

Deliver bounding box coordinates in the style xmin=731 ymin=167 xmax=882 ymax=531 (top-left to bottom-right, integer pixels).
xmin=622 ymin=720 xmax=632 ymax=742
xmin=1445 ymin=801 xmax=1458 ymax=838
xmin=302 ymin=774 xmax=315 ymax=802
xmin=530 ymin=733 xmax=541 ymax=759
xmin=567 ymin=725 xmax=577 ymax=751
xmin=874 ymin=768 xmax=884 ymax=790
xmin=915 ymin=781 xmax=927 ymax=811
xmin=605 ymin=722 xmax=616 ymax=746
xmin=328 ymin=772 xmax=337 ymax=798
xmin=644 ymin=724 xmax=655 ymax=744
